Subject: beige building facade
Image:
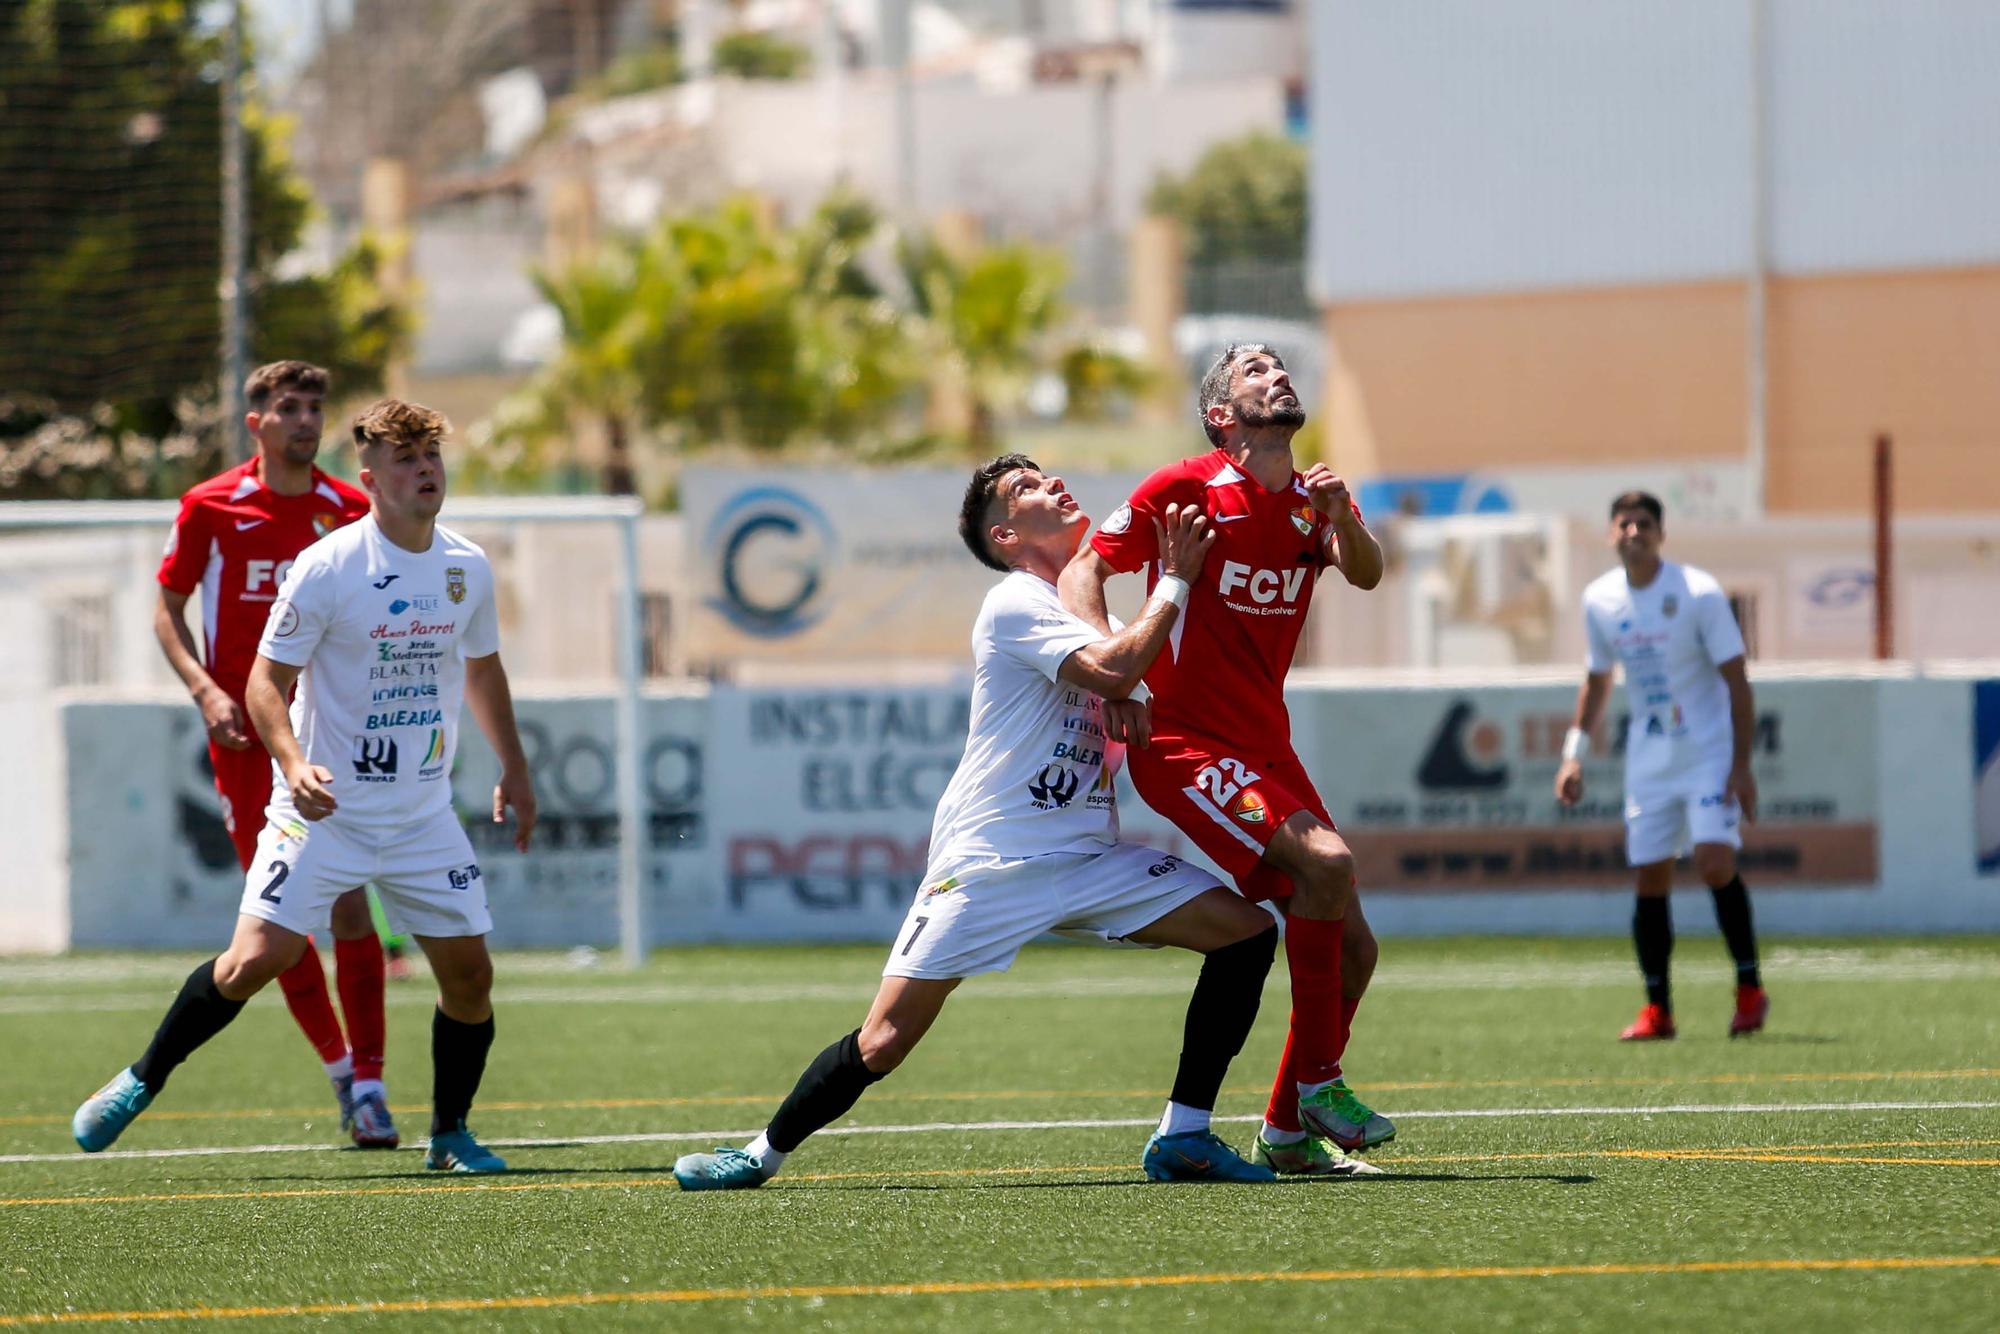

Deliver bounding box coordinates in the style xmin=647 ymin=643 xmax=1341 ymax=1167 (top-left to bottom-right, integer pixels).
xmin=1310 ymin=2 xmax=2000 ymax=516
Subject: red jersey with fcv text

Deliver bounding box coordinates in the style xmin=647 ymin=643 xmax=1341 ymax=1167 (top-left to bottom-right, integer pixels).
xmin=156 ymin=459 xmax=370 ymax=700
xmin=1091 ymin=449 xmax=1360 ymax=746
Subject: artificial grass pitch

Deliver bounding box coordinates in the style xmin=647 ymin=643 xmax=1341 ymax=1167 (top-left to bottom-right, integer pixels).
xmin=3 ymin=936 xmax=1997 ymax=1331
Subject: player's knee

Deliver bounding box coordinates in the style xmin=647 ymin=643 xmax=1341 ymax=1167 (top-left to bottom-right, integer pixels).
xmin=856 ymin=1018 xmax=918 ymax=1075
xmin=216 ymin=939 xmax=301 ymax=996
xmin=328 ymin=890 xmax=373 ymax=939
xmin=1290 ymin=845 xmax=1355 ymax=916
xmin=1694 ymin=847 xmax=1736 ymax=888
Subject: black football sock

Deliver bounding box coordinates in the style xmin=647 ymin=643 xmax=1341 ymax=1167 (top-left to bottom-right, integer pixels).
xmin=1634 ymin=896 xmax=1674 ymax=1011
xmin=765 ymin=1029 xmax=886 ymax=1155
xmin=1169 ymin=926 xmax=1278 ymax=1113
xmin=1710 ymin=876 xmax=1762 ymax=988
xmin=131 ymin=959 xmax=247 ymax=1095
xmin=430 ymin=1008 xmax=495 ymax=1135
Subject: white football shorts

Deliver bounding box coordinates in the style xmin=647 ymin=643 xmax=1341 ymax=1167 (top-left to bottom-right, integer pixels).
xmin=238 ymin=808 xmax=493 ymax=939
xmin=883 ymin=843 xmax=1221 ymax=981
xmin=1624 ymin=764 xmax=1743 ymax=867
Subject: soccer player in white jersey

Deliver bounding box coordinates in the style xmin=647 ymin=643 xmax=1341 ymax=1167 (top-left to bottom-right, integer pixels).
xmin=74 ymin=400 xmax=538 ymax=1172
xmin=1554 ymin=491 xmax=1769 ymax=1040
xmin=675 ymin=453 xmax=1354 ymax=1191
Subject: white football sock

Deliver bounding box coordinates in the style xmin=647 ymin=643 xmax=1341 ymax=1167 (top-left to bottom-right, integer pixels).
xmin=746 ymin=1131 xmax=786 ymax=1174
xmin=1156 ymin=1101 xmax=1211 ymax=1137
xmin=1296 ymin=1078 xmax=1335 ymax=1100
xmin=323 ymin=1053 xmax=354 ymax=1080
xmin=352 ymin=1078 xmax=385 ymax=1102
xmin=1261 ymin=1122 xmax=1308 ymax=1146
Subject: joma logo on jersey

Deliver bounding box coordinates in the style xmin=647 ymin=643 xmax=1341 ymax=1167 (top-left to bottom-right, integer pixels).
xmin=244 ymin=559 xmax=294 ymax=594
xmin=1217 ymin=561 xmax=1309 ymax=606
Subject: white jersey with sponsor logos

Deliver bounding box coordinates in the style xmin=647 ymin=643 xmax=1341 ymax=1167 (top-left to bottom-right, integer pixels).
xmin=923 ymin=571 xmax=1124 ymax=873
xmin=258 ymin=515 xmax=499 ymax=833
xmin=1583 ymin=560 xmax=1746 ymax=791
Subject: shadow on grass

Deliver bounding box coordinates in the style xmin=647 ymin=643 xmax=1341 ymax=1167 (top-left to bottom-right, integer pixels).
xmin=786 ymin=1171 xmax=1597 ymax=1192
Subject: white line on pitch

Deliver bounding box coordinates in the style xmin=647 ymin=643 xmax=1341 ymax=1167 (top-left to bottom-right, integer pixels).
xmin=5 ymin=1100 xmax=1997 ymax=1166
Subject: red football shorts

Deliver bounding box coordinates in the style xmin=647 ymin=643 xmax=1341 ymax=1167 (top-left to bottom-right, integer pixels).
xmin=209 ymin=733 xmax=277 ymax=873
xmin=1127 ymin=728 xmax=1332 ymax=903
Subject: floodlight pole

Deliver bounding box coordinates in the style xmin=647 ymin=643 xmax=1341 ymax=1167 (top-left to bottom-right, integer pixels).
xmin=220 ymin=0 xmax=250 ymax=462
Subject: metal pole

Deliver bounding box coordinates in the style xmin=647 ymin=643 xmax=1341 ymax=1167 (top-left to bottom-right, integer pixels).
xmin=219 ymin=0 xmax=250 ymax=462
xmin=1744 ymin=0 xmax=1769 ymax=516
xmin=1873 ymin=434 xmax=1893 ymax=661
xmin=615 ymin=510 xmax=648 ymax=968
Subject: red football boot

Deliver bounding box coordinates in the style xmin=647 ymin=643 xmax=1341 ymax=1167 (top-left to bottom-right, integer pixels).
xmin=1729 ymin=985 xmax=1770 ymax=1037
xmin=1619 ymin=1003 xmax=1677 ymax=1041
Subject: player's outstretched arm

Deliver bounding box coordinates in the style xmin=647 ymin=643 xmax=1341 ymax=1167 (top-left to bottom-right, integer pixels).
xmin=154 ymin=587 xmax=249 ymax=749
xmin=1554 ymin=671 xmax=1612 ymax=806
xmin=1059 ymin=504 xmax=1214 ymax=700
xmin=1717 ymin=656 xmax=1759 ymax=823
xmin=465 ymin=652 xmax=537 ymax=852
xmin=246 ymin=655 xmax=338 ymax=820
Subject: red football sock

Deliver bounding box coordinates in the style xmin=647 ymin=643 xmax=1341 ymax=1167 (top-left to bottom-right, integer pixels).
xmin=1281 ymin=914 xmax=1345 ymax=1084
xmin=334 ymin=933 xmax=388 ymax=1083
xmin=1331 ymin=994 xmax=1362 ymax=1076
xmin=1262 ymin=1017 xmax=1302 ymax=1132
xmin=276 ymin=942 xmax=349 ymax=1065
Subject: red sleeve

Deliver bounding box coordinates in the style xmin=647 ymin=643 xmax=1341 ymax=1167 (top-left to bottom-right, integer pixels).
xmin=1089 ymin=464 xmax=1200 ymax=574
xmin=156 ymin=493 xmax=213 ymax=594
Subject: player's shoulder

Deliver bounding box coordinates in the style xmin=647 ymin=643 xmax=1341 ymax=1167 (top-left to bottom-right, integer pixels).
xmin=293 ymin=514 xmax=372 ymax=571
xmin=431 ymin=523 xmax=490 ymax=566
xmin=178 ymin=461 xmax=257 ymax=508
xmin=1581 ymin=567 xmax=1627 ymax=607
xmin=1669 ymin=561 xmax=1725 ymax=598
xmin=978 ymin=570 xmax=1057 ymax=625
xmin=1135 ymin=451 xmax=1220 ymax=496
xmin=313 ymin=472 xmax=370 ymax=510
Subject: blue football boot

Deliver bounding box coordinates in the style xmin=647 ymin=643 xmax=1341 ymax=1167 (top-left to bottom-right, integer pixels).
xmin=73 ymin=1068 xmax=153 ymax=1153
xmin=425 ymin=1123 xmax=507 ymax=1173
xmin=674 ymin=1147 xmax=776 ymax=1191
xmin=1142 ymin=1130 xmax=1277 ymax=1183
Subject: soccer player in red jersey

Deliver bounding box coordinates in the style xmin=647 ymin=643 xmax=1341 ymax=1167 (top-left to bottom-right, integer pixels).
xmin=1061 ymin=343 xmax=1392 ymax=1175
xmin=153 ymin=360 xmax=398 ymax=1147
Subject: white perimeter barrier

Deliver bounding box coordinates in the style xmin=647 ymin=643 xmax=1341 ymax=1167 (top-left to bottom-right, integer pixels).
xmin=22 ymin=669 xmax=2000 ymax=952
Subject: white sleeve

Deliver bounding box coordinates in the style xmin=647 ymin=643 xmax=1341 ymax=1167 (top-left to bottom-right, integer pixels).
xmin=1697 ymin=585 xmax=1747 ymax=665
xmin=1583 ymin=597 xmax=1615 ymax=674
xmin=259 ymin=556 xmax=334 ymax=666
xmin=989 ymin=580 xmax=1103 ymax=684
xmin=460 ymin=561 xmax=500 ymax=658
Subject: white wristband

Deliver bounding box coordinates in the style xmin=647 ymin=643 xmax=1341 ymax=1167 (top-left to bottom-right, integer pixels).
xmin=1561 ymin=727 xmax=1591 ymax=762
xmin=1148 ymin=575 xmax=1190 ymax=613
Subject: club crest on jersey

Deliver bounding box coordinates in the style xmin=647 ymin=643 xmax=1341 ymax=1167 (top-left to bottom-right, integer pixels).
xmin=312 ymin=513 xmax=339 ymax=537
xmin=1099 ymin=503 xmax=1132 ymax=536
xmin=1229 ymin=788 xmax=1269 ymax=825
xmin=446 ymin=567 xmax=467 ymax=604
xmin=1290 ymin=507 xmax=1316 ymax=537
xmin=1662 ymin=594 xmax=1679 ymax=618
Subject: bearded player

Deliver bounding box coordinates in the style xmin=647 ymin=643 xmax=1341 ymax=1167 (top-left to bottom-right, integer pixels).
xmin=153 ymin=360 xmax=398 ymax=1147
xmin=1061 ymin=343 xmax=1391 ymax=1176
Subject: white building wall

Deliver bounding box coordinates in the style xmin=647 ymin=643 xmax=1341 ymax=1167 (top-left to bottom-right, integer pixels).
xmin=1310 ymin=0 xmax=2000 ymax=301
